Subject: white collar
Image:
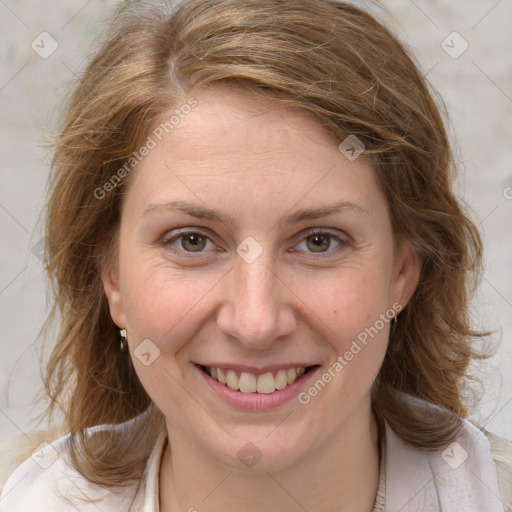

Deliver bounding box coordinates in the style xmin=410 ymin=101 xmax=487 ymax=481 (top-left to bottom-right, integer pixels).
xmin=133 ymin=395 xmax=505 ymax=512
xmin=384 ymin=394 xmax=505 ymax=511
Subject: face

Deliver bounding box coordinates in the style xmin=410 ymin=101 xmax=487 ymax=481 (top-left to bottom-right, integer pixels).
xmin=103 ymin=86 xmax=420 ymax=471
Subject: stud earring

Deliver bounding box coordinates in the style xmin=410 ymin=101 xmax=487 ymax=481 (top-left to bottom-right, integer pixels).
xmin=391 ymin=314 xmax=400 ymax=351
xmin=119 ymin=329 xmax=127 ymax=352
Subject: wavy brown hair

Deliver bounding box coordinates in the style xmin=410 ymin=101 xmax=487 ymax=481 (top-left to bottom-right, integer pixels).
xmin=38 ymin=0 xmax=488 ymax=488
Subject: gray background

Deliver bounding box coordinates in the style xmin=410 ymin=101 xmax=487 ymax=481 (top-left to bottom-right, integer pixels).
xmin=1 ymin=0 xmax=511 ymax=440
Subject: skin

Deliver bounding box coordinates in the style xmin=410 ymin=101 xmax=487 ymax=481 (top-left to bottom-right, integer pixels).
xmin=103 ymin=86 xmax=420 ymax=512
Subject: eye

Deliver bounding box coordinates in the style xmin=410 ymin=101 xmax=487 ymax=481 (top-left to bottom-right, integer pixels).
xmin=163 ymin=230 xmax=217 ymax=254
xmin=294 ymin=230 xmax=346 ymax=254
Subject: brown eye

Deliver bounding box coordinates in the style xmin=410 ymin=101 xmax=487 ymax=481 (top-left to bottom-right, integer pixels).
xmin=180 ymin=233 xmax=207 ymax=252
xmin=293 ymin=231 xmax=346 ymax=255
xmin=163 ymin=230 xmax=215 ymax=255
xmin=305 ymin=233 xmax=333 ymax=252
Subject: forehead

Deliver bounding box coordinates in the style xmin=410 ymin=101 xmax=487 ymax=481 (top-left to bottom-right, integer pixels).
xmin=164 ymin=87 xmax=338 ymax=160
xmin=124 ymin=86 xmax=383 ymax=216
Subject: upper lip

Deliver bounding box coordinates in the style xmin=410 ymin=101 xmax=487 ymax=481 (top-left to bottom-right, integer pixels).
xmin=196 ymin=363 xmax=318 ymax=375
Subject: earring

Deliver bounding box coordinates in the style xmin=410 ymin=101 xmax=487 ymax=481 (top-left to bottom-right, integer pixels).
xmin=391 ymin=314 xmax=400 ymax=351
xmin=119 ymin=329 xmax=127 ymax=352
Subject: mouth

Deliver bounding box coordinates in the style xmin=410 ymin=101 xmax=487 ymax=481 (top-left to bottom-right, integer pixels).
xmin=196 ymin=365 xmax=319 ymax=408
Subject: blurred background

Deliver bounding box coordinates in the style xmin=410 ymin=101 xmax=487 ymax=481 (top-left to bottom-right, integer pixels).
xmin=1 ymin=0 xmax=511 ymax=439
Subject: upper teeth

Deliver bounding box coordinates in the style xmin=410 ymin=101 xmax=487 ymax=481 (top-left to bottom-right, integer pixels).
xmin=207 ymin=367 xmax=307 ymax=394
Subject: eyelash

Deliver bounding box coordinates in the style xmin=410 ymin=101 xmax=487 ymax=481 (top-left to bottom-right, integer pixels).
xmin=161 ymin=228 xmax=349 ymax=258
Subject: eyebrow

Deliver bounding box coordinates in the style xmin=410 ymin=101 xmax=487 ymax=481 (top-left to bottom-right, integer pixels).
xmin=143 ymin=200 xmax=368 ymax=226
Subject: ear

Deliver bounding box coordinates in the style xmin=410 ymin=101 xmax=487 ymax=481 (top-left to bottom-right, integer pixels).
xmin=102 ymin=263 xmax=127 ymax=329
xmin=391 ymin=239 xmax=421 ymax=311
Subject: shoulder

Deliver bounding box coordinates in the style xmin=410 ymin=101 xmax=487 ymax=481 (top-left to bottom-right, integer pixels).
xmin=483 ymin=428 xmax=512 ymax=512
xmin=445 ymin=419 xmax=512 ymax=512
xmin=0 ymin=426 xmax=138 ymax=511
xmin=382 ymin=393 xmax=512 ymax=511
xmin=0 ymin=426 xmax=64 ymax=493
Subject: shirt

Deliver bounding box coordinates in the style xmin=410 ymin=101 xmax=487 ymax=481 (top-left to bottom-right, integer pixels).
xmin=1 ymin=398 xmax=511 ymax=511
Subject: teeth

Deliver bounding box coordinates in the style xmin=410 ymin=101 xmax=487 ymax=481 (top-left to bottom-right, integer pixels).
xmin=286 ymin=368 xmax=297 ymax=384
xmin=217 ymin=368 xmax=227 ymax=384
xmin=275 ymin=369 xmax=288 ymax=389
xmin=256 ymin=372 xmax=275 ymax=394
xmin=226 ymin=370 xmax=238 ymax=390
xmin=204 ymin=366 xmax=309 ymax=393
xmin=238 ymin=372 xmax=257 ymax=393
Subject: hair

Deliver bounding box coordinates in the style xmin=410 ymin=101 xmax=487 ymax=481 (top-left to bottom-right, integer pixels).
xmin=38 ymin=0 xmax=489 ymax=489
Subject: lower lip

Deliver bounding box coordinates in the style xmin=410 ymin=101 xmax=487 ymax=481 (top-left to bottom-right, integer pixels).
xmin=196 ymin=365 xmax=320 ymax=411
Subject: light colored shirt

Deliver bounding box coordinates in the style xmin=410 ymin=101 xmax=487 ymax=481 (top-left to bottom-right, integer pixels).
xmin=1 ymin=403 xmax=511 ymax=511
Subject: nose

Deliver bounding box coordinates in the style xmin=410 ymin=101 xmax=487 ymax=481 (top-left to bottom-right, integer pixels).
xmin=216 ymin=253 xmax=297 ymax=350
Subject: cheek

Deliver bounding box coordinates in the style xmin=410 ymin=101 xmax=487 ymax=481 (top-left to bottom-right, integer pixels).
xmin=296 ymin=262 xmax=392 ymax=344
xmin=120 ymin=256 xmax=224 ymax=352
xmin=293 ymin=264 xmax=394 ymax=400
xmin=118 ymin=259 xmax=224 ymax=416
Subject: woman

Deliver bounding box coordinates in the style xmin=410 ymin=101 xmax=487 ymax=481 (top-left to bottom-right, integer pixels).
xmin=0 ymin=0 xmax=510 ymax=510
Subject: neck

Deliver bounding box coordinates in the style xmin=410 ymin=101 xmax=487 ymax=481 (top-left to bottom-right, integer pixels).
xmin=159 ymin=403 xmax=380 ymax=512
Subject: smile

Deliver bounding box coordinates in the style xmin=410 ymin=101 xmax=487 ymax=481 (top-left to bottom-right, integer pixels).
xmin=196 ymin=362 xmax=320 ymax=410
xmin=201 ymin=365 xmax=310 ymax=394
